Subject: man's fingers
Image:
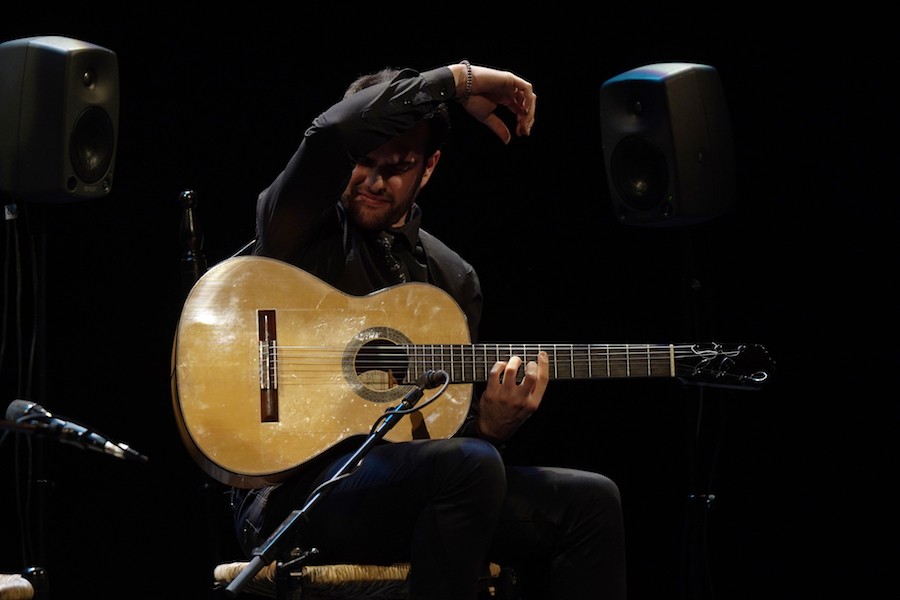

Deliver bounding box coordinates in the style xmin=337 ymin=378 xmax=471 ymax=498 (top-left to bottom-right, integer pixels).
xmin=483 ymin=113 xmax=512 ymax=144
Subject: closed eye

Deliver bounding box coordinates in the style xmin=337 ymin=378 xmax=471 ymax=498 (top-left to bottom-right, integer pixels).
xmin=356 ymin=157 xmax=417 ymax=177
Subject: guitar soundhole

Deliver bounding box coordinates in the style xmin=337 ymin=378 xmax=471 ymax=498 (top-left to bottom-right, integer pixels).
xmin=343 ymin=327 xmax=415 ymax=402
xmin=355 ymin=341 xmax=410 ymax=391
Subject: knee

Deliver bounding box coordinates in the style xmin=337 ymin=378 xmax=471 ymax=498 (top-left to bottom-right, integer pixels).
xmin=581 ymin=472 xmax=622 ymax=513
xmin=436 ymin=437 xmax=507 ymax=505
xmin=447 ymin=437 xmax=506 ymax=479
xmin=554 ymin=470 xmax=623 ymax=526
xmin=456 ymin=435 xmax=505 ymax=468
xmin=587 ymin=472 xmax=622 ymax=508
xmin=576 ymin=473 xmax=624 ymax=533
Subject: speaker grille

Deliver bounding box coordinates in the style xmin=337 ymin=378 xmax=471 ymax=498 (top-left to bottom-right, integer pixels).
xmin=69 ymin=105 xmax=115 ymax=186
xmin=609 ymin=135 xmax=670 ymax=213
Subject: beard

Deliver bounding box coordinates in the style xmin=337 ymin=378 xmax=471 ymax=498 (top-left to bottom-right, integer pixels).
xmin=341 ymin=176 xmax=423 ymax=231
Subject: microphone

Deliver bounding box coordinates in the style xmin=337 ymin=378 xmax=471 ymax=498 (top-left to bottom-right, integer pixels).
xmin=373 ymin=370 xmax=449 ymax=436
xmin=5 ymin=400 xmax=149 ymax=463
xmin=388 ymin=370 xmax=449 ymax=413
xmin=417 ymin=369 xmax=448 ymax=390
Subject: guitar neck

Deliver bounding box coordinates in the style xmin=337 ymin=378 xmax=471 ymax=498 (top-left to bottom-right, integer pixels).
xmin=407 ymin=343 xmax=679 ymax=383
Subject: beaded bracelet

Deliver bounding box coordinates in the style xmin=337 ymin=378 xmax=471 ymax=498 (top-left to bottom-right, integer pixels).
xmin=458 ymin=59 xmax=472 ymax=104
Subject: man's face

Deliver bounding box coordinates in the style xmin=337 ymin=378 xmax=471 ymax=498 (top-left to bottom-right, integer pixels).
xmin=341 ymin=122 xmax=440 ymax=231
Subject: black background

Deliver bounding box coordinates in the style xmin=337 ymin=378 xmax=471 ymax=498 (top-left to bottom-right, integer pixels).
xmin=1 ymin=11 xmax=897 ymax=600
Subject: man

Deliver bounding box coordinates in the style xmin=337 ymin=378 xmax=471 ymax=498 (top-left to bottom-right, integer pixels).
xmin=232 ymin=61 xmax=626 ymax=600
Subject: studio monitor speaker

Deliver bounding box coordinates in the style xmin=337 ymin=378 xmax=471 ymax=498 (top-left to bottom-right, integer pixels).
xmin=0 ymin=35 xmax=119 ymax=202
xmin=600 ymin=63 xmax=735 ymax=226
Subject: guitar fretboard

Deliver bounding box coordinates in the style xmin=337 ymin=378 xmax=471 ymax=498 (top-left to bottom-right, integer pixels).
xmin=404 ymin=343 xmax=677 ymax=383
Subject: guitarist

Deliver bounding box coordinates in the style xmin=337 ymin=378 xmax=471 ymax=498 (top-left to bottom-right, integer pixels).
xmin=231 ymin=61 xmax=626 ymax=600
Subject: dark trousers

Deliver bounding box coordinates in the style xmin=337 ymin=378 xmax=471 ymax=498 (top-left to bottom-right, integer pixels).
xmin=234 ymin=437 xmax=626 ymax=600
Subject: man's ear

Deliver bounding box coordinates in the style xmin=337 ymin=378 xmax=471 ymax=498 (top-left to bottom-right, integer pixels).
xmin=419 ymin=150 xmax=441 ymax=189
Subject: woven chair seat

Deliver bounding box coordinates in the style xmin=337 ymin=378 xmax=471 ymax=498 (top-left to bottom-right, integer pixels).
xmin=0 ymin=574 xmax=34 ymax=600
xmin=214 ymin=560 xmax=504 ymax=600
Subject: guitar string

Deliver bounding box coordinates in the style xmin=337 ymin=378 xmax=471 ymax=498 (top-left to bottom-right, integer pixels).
xmin=269 ymin=343 xmax=713 ymax=360
xmin=260 ymin=343 xmax=724 ymax=382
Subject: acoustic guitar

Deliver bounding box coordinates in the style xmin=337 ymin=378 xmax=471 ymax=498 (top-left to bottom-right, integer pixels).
xmin=171 ymin=256 xmax=772 ymax=488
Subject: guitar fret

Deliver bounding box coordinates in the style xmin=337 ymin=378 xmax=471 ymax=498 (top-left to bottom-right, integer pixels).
xmin=551 ymin=346 xmax=558 ymax=379
xmin=587 ymin=345 xmax=592 ymax=378
xmin=448 ymin=344 xmax=454 ymax=382
xmin=610 ymin=345 xmax=626 ymax=377
xmin=479 ymin=345 xmax=485 ymax=379
xmin=569 ymin=344 xmax=575 ymax=377
xmin=574 ymin=345 xmax=588 ymax=379
xmin=554 ymin=346 xmax=563 ymax=379
xmin=420 ymin=344 xmax=427 ymax=376
xmin=626 ymin=345 xmax=630 ymax=377
xmin=606 ymin=344 xmax=610 ymax=378
xmin=416 ymin=344 xmax=422 ymax=377
xmin=416 ymin=344 xmax=424 ymax=379
xmin=475 ymin=346 xmax=481 ymax=381
xmin=669 ymin=344 xmax=675 ymax=376
xmin=407 ymin=344 xmax=414 ymax=380
xmin=425 ymin=344 xmax=437 ymax=371
xmin=522 ymin=344 xmax=528 ymax=381
xmin=413 ymin=344 xmax=421 ymax=380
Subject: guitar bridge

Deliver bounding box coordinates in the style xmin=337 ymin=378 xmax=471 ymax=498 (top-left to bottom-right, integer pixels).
xmin=258 ymin=309 xmax=278 ymax=422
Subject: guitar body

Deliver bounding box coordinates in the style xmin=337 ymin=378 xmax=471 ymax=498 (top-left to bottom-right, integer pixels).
xmin=172 ymin=256 xmax=473 ymax=488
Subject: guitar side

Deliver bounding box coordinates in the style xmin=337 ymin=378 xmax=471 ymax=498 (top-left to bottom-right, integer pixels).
xmin=171 ymin=256 xmax=474 ymax=489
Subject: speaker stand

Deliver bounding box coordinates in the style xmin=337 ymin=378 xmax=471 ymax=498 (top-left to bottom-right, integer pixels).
xmin=680 ymin=384 xmax=720 ymax=600
xmin=678 ymin=227 xmax=721 ymax=600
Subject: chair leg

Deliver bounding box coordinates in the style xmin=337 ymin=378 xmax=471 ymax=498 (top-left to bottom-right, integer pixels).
xmin=273 ymin=562 xmax=301 ymax=600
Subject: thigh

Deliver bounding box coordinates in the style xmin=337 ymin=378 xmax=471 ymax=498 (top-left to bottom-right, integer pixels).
xmin=492 ymin=465 xmax=622 ymax=562
xmin=267 ymin=437 xmax=503 ymax=564
xmin=491 ymin=465 xmax=626 ymax=599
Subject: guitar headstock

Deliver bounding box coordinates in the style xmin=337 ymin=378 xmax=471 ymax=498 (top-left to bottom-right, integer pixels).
xmin=676 ymin=343 xmax=775 ymax=390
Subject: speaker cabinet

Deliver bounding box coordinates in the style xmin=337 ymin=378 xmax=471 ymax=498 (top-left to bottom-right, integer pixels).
xmin=0 ymin=36 xmax=119 ymax=202
xmin=600 ymin=63 xmax=735 ymax=226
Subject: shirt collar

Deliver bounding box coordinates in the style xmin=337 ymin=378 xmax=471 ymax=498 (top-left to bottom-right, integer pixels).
xmin=387 ymin=203 xmax=422 ymax=249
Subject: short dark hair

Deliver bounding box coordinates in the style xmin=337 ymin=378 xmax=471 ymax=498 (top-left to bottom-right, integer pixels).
xmin=344 ymin=67 xmax=450 ymax=156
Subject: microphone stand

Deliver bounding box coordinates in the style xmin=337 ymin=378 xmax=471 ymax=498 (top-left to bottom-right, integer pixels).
xmin=224 ymin=371 xmax=447 ymax=599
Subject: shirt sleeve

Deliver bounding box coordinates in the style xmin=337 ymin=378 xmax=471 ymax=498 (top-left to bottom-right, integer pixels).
xmin=254 ymin=67 xmax=457 ymax=262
